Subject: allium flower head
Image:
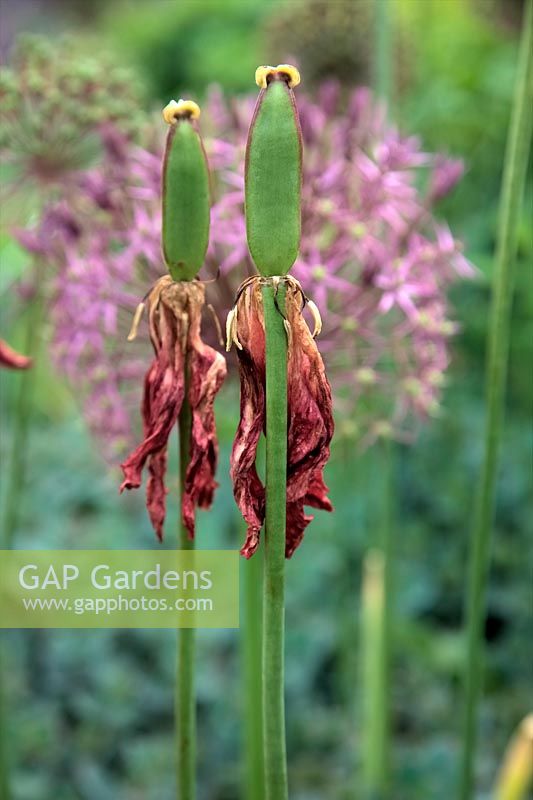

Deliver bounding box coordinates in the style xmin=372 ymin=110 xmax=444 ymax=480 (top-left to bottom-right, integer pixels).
xmin=14 ymin=130 xmax=159 ymax=462
xmin=0 ymin=34 xmax=143 ymax=190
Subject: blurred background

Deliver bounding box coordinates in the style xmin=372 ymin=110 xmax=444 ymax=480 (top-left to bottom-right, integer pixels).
xmin=0 ymin=1 xmax=531 ymax=798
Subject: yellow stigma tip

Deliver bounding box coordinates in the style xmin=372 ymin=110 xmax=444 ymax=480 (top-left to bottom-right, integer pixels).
xmin=162 ymin=98 xmax=201 ymax=125
xmin=255 ymin=66 xmax=272 ymax=89
xmin=255 ymin=64 xmax=300 ymax=89
xmin=277 ymin=64 xmax=300 ymax=88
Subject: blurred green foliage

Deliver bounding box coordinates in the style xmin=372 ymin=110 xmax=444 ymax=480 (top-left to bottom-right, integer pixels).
xmin=399 ymin=0 xmax=527 ymax=249
xmin=98 ymin=0 xmax=268 ymax=100
xmin=0 ymin=1 xmax=531 ymax=798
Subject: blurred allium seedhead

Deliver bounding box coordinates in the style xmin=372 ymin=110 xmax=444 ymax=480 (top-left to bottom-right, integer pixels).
xmin=13 ymin=81 xmax=473 ymax=459
xmin=264 ymin=0 xmax=372 ymax=86
xmin=0 ymin=34 xmax=143 ymax=188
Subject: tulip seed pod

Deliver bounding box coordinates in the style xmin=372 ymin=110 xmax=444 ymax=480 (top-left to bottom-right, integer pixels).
xmin=245 ymin=65 xmax=302 ymax=276
xmin=161 ymin=98 xmax=210 ymax=281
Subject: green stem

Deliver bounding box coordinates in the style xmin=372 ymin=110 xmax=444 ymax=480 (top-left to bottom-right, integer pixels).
xmin=176 ymin=396 xmax=196 ymax=800
xmin=262 ymin=284 xmax=288 ymax=800
xmin=379 ymin=440 xmax=393 ymax=796
xmin=374 ymin=0 xmax=393 ymax=108
xmin=0 ymin=274 xmax=44 ymax=800
xmin=241 ymin=539 xmax=265 ymax=800
xmin=2 ymin=287 xmax=43 ymax=549
xmin=460 ymin=4 xmax=533 ymax=798
xmin=361 ymin=441 xmax=393 ymax=799
xmin=361 ymin=549 xmax=386 ymax=800
xmin=338 ymin=455 xmax=362 ymax=710
xmin=0 ymin=643 xmax=10 ymax=800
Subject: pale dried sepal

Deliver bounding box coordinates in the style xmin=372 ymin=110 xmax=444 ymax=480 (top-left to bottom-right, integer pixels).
xmin=225 ymin=306 xmax=243 ymax=351
xmin=306 ymin=299 xmax=322 ymax=338
xmin=127 ymin=301 xmax=146 ymax=342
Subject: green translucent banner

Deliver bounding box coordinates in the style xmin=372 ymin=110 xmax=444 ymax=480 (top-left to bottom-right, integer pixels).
xmin=0 ymin=550 xmax=239 ymax=629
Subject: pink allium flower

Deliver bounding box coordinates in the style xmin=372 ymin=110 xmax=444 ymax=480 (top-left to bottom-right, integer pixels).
xmin=13 ymin=129 xmax=159 ymax=461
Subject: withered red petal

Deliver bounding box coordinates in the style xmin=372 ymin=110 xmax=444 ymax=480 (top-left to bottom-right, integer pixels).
xmin=182 ymin=321 xmax=227 ymax=539
xmin=0 ymin=339 xmax=32 ymax=370
xmin=146 ymin=449 xmax=168 ymax=542
xmin=120 ymin=355 xmax=185 ymax=495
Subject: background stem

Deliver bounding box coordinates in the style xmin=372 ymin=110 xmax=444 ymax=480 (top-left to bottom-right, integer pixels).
xmin=0 ymin=644 xmax=10 ymax=800
xmin=0 ymin=272 xmax=44 ymax=800
xmin=361 ymin=441 xmax=393 ymax=799
xmin=262 ymin=284 xmax=288 ymax=800
xmin=364 ymin=4 xmax=394 ymax=791
xmin=241 ymin=537 xmax=265 ymax=800
xmin=374 ymin=0 xmax=393 ymax=109
xmin=460 ymin=3 xmax=533 ymax=797
xmin=177 ymin=395 xmax=196 ymax=800
xmin=361 ymin=549 xmax=385 ymax=799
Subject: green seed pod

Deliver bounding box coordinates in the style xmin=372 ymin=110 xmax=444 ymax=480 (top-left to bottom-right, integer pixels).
xmin=162 ymin=99 xmax=210 ymax=281
xmin=245 ymin=65 xmax=302 ymax=277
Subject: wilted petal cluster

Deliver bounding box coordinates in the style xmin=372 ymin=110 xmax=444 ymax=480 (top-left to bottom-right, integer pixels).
xmin=120 ymin=277 xmax=226 ymax=540
xmin=229 ymin=278 xmax=333 ymax=558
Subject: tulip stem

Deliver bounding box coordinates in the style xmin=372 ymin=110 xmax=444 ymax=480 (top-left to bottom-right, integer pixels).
xmin=242 ymin=536 xmax=265 ymax=800
xmin=460 ymin=2 xmax=533 ymax=798
xmin=262 ymin=283 xmax=288 ymax=800
xmin=374 ymin=0 xmax=393 ymax=108
xmin=177 ymin=393 xmax=196 ymax=800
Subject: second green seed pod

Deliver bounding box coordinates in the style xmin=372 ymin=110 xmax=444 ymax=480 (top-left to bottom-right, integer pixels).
xmin=245 ymin=66 xmax=302 ymax=277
